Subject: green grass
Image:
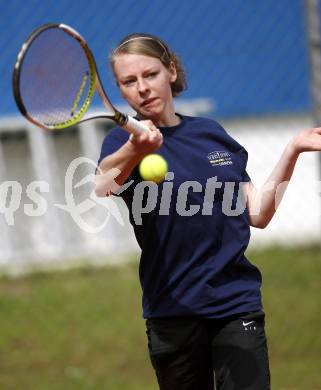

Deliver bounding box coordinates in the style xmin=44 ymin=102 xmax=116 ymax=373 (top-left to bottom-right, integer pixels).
xmin=0 ymin=245 xmax=320 ymax=389
xmin=251 ymin=245 xmax=321 ymax=390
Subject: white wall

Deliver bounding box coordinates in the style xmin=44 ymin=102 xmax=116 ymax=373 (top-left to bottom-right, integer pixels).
xmin=222 ymin=114 xmax=320 ymax=247
xmin=0 ymin=112 xmax=319 ymax=274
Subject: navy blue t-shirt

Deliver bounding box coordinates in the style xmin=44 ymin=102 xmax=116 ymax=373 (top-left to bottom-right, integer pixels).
xmin=98 ymin=115 xmax=263 ymax=319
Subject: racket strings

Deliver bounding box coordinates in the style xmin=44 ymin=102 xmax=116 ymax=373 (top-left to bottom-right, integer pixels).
xmin=19 ymin=28 xmax=94 ymax=127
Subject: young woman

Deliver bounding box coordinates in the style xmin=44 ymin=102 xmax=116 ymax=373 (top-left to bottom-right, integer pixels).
xmin=96 ymin=33 xmax=321 ymax=390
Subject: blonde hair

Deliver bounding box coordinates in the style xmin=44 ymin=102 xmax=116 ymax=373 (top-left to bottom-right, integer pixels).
xmin=109 ymin=33 xmax=187 ymax=97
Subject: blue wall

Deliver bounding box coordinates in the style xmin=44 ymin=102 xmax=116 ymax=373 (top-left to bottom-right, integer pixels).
xmin=0 ymin=0 xmax=311 ymax=119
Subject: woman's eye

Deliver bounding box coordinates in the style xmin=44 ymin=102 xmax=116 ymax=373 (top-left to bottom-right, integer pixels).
xmin=123 ymin=79 xmax=135 ymax=86
xmin=146 ymin=72 xmax=157 ymax=79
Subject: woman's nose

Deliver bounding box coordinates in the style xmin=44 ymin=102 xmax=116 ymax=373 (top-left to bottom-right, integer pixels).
xmin=137 ymin=78 xmax=149 ymax=94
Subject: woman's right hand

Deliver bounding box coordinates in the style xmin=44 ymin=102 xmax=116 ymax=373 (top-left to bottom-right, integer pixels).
xmin=127 ymin=120 xmax=163 ymax=157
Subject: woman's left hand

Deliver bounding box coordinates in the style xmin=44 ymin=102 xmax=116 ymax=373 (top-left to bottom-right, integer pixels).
xmin=291 ymin=127 xmax=321 ymax=154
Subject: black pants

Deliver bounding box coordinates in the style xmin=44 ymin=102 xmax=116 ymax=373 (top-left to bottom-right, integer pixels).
xmin=146 ymin=311 xmax=270 ymax=390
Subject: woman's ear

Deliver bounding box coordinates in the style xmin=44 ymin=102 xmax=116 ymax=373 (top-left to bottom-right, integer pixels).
xmin=169 ymin=61 xmax=177 ymax=83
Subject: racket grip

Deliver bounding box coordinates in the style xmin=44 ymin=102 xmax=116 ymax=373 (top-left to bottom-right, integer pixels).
xmin=123 ymin=115 xmax=150 ymax=135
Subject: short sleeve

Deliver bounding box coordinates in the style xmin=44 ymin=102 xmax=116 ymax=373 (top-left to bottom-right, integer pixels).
xmin=96 ymin=127 xmax=138 ymax=198
xmin=243 ymin=170 xmax=251 ymax=182
xmin=236 ymin=147 xmax=251 ymax=183
xmin=97 ymin=127 xmax=129 ymax=167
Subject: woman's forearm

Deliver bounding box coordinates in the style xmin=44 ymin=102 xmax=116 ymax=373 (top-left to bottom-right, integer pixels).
xmin=247 ymin=141 xmax=300 ymax=228
xmin=95 ymin=121 xmax=164 ymax=197
xmin=95 ymin=141 xmax=143 ymax=196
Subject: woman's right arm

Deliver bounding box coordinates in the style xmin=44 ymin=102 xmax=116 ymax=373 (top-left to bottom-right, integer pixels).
xmin=95 ymin=120 xmax=163 ymax=197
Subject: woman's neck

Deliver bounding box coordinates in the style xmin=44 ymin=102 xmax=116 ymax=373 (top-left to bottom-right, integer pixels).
xmin=138 ymin=111 xmax=181 ymax=127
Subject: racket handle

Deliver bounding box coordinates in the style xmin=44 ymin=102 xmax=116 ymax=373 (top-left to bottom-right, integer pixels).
xmin=123 ymin=115 xmax=150 ymax=135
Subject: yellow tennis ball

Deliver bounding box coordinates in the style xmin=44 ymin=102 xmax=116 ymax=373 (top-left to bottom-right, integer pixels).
xmin=139 ymin=154 xmax=168 ymax=183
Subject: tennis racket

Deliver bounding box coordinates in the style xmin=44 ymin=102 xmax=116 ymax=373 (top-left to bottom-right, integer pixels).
xmin=12 ymin=23 xmax=149 ymax=135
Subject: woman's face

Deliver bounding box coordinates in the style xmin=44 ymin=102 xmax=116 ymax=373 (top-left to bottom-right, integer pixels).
xmin=113 ymin=53 xmax=177 ymax=123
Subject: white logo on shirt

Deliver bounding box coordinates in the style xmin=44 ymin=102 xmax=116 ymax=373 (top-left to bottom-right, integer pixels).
xmin=207 ymin=151 xmax=233 ymax=166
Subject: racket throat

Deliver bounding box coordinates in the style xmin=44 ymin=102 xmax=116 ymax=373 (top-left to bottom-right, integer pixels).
xmin=114 ymin=111 xmax=128 ymax=126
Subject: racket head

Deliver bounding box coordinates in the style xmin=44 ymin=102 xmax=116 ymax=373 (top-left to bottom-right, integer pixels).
xmin=13 ymin=23 xmax=114 ymax=130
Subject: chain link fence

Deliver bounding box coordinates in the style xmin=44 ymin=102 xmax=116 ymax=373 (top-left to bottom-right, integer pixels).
xmin=1 ymin=0 xmax=311 ymax=117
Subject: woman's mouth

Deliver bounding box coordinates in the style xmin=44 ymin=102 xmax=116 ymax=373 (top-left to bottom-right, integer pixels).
xmin=141 ymin=97 xmax=158 ymax=107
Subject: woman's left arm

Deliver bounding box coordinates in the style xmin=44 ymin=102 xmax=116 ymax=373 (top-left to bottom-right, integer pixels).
xmin=245 ymin=127 xmax=321 ymax=229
